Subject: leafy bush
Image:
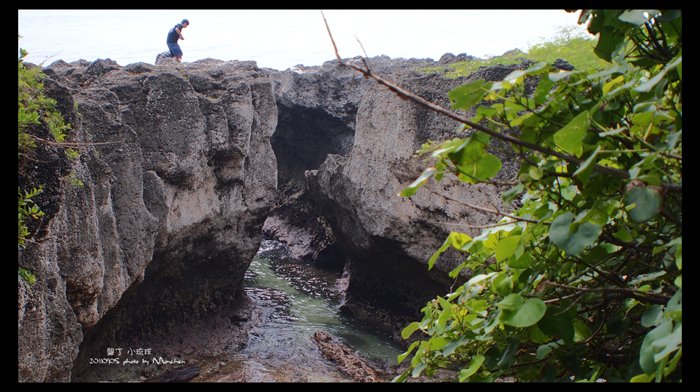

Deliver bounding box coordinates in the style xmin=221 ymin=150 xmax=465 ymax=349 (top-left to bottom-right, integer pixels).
xmin=18 ymin=48 xmax=71 ymax=153
xmin=397 ymin=10 xmax=681 ymax=382
xmin=18 ymin=45 xmax=75 ymax=284
xmin=17 ymin=186 xmax=44 ymax=249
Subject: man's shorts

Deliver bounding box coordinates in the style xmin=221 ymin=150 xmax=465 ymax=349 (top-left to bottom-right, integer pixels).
xmin=167 ymin=42 xmax=183 ymax=57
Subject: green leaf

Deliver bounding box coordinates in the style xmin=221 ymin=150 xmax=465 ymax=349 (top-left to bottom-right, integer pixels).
xmin=401 ymin=322 xmax=421 ymax=339
xmin=573 ymin=145 xmax=602 ymax=177
xmin=539 ymin=308 xmax=575 ymax=343
xmin=634 ymin=55 xmax=682 ymax=93
xmin=603 ymin=75 xmax=625 ymax=95
xmin=594 ymin=26 xmax=625 ymax=62
xmin=630 ymin=373 xmax=654 ymax=382
xmin=397 ymin=341 xmax=419 ymax=364
xmin=639 ymin=319 xmax=672 ymax=374
xmin=428 ymin=236 xmax=451 ymax=270
xmin=502 ymin=183 xmax=524 ymax=203
xmin=666 ymin=289 xmax=681 ymax=313
xmin=534 ymin=75 xmax=555 ymax=106
xmin=411 ymin=362 xmax=427 ymax=378
xmin=653 ymin=324 xmax=682 ymax=363
xmin=625 ymin=185 xmax=662 ymax=223
xmin=495 ymin=235 xmax=521 ymax=262
xmin=458 ymin=355 xmax=485 ymax=382
xmin=443 ymin=339 xmax=466 ymax=356
xmin=613 ymin=226 xmax=634 ymax=243
xmin=528 ymin=166 xmax=542 ymax=180
xmin=449 ymin=232 xmax=472 ymax=250
xmin=436 ymin=308 xmax=452 ymax=333
xmin=498 ymin=293 xmax=524 ymax=311
xmin=429 ymin=336 xmax=450 ymax=351
xmin=641 ymin=305 xmax=663 ymax=328
xmin=549 ymin=212 xmax=603 ymax=256
xmin=497 ymin=339 xmax=519 ymax=369
xmin=524 ymin=61 xmax=549 ymax=76
xmin=509 ymin=251 xmax=531 ymax=269
xmin=573 ymin=319 xmax=593 ymax=342
xmin=400 ymin=167 xmax=437 ymax=197
xmin=504 ymin=70 xmax=525 ymax=84
xmin=553 ymin=111 xmax=590 ymax=157
xmin=618 ymin=10 xmax=658 ymax=25
xmin=549 ymin=71 xmax=572 ymax=82
xmin=528 ymin=324 xmax=549 ymax=344
xmin=449 ymin=79 xmax=492 ymax=111
xmin=492 ymin=272 xmax=513 ymax=296
xmin=501 ymin=297 xmax=547 ymax=328
xmin=536 ymin=342 xmax=560 ymax=360
xmin=664 ymin=347 xmax=682 ymax=377
xmin=457 ymin=152 xmax=502 ymax=184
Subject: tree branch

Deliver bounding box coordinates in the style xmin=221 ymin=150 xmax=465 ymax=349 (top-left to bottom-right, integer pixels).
xmin=543 ymin=280 xmax=671 ymax=305
xmin=28 ymin=134 xmax=123 ymax=148
xmin=321 ymin=12 xmax=681 ymax=191
xmin=428 ymin=189 xmax=540 ymax=224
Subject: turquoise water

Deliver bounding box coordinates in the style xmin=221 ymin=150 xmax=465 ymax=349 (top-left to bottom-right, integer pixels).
xmin=232 ymin=240 xmax=402 ymax=381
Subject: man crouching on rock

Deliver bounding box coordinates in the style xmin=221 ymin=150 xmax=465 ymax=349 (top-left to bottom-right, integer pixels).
xmin=167 ymin=19 xmax=189 ymax=62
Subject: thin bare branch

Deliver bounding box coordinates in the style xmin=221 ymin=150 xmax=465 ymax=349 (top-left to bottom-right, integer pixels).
xmin=543 ymin=292 xmax=580 ymax=304
xmin=355 ymin=35 xmax=369 ymax=59
xmin=321 ymin=11 xmax=342 ymax=63
xmin=441 ymin=220 xmax=519 ymax=230
xmin=429 ymin=189 xmax=540 ymax=224
xmin=29 ymin=134 xmax=123 ymax=148
xmin=543 ymin=280 xmax=671 ymax=305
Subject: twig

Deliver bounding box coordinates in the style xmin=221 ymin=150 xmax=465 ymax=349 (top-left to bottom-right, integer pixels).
xmin=543 ymin=280 xmax=671 ymax=305
xmin=553 ymin=291 xmax=586 ymax=316
xmin=543 ymin=292 xmax=580 ymax=304
xmin=581 ymin=315 xmax=607 ymax=345
xmin=321 ymin=11 xmax=342 ymax=63
xmin=442 ymin=220 xmax=518 ymax=230
xmin=456 ymin=170 xmax=519 ymax=187
xmin=355 ymin=35 xmax=369 ymax=59
xmin=428 ymin=189 xmax=540 ymax=224
xmin=29 ymin=134 xmax=123 ymax=148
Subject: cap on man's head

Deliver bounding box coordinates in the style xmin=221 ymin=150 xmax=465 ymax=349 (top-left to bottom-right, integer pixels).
xmin=182 ymin=19 xmax=189 ymax=24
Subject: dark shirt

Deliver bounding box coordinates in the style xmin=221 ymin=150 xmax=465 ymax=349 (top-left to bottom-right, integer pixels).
xmin=166 ymin=24 xmax=183 ymax=44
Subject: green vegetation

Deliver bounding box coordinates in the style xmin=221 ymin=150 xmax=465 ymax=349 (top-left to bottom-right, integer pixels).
xmin=18 ymin=267 xmax=37 ymax=286
xmin=398 ymin=10 xmax=681 ymax=382
xmin=18 ymin=45 xmax=76 ymax=284
xmin=18 ymin=48 xmax=71 ymax=153
xmin=17 ymin=186 xmax=44 ymax=249
xmin=68 ymin=170 xmax=84 ymax=188
xmin=421 ymin=28 xmax=609 ymax=78
xmin=66 ymin=148 xmax=80 ymax=161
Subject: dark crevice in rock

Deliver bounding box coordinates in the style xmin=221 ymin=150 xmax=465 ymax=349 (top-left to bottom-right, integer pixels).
xmin=272 ymin=104 xmax=354 ymax=188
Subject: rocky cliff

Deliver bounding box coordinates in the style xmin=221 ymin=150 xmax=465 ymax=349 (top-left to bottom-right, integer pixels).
xmin=270 ymin=57 xmax=527 ymax=336
xmin=263 ymin=56 xmax=444 ymax=270
xmin=17 ymin=59 xmax=277 ymax=381
xmin=19 ymin=52 xmax=536 ymax=381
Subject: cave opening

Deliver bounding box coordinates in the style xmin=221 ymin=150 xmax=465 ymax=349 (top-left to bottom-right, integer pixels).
xmin=258 ymin=100 xmax=357 ymax=272
xmin=271 ymin=103 xmax=354 ymax=191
